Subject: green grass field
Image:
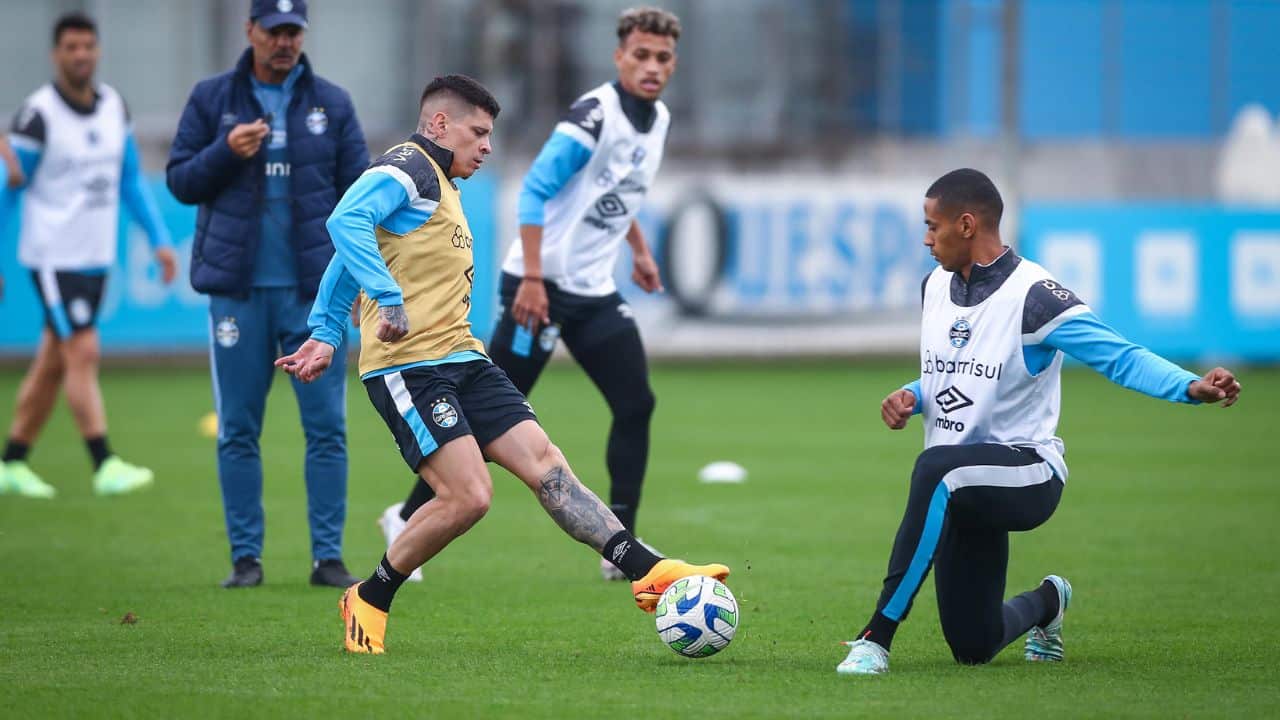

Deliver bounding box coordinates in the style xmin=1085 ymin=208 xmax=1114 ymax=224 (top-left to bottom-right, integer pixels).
xmin=0 ymin=361 xmax=1276 ymax=718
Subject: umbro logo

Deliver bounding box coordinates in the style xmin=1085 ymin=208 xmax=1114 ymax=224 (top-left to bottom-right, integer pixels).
xmin=612 ymin=541 xmax=630 ymax=563
xmin=935 ymin=386 xmax=973 ymax=413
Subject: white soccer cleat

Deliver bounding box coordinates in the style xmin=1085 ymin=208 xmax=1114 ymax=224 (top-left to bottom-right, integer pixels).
xmin=600 ymin=556 xmax=626 ymax=581
xmin=837 ymin=638 xmax=890 ymax=675
xmin=377 ymin=503 xmax=422 ymax=582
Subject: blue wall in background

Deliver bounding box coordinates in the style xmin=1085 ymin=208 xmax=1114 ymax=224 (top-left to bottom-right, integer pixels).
xmin=1 ymin=174 xmax=500 ymax=355
xmin=1022 ymin=204 xmax=1280 ymax=361
xmin=873 ymin=0 xmax=1280 ymax=138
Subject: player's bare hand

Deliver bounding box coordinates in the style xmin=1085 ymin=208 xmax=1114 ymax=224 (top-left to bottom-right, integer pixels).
xmin=154 ymin=247 xmax=178 ymax=285
xmin=227 ymin=120 xmax=270 ymax=159
xmin=376 ymin=304 xmax=409 ymax=342
xmin=881 ymin=388 xmax=916 ymax=430
xmin=275 ymin=339 xmax=335 ymax=383
xmin=632 ymin=254 xmax=664 ymax=293
xmin=1188 ymin=367 xmax=1241 ymax=407
xmin=513 ymin=277 xmax=550 ymax=330
xmin=5 ymin=164 xmax=23 ymax=189
xmin=350 ymin=296 xmax=361 ymax=327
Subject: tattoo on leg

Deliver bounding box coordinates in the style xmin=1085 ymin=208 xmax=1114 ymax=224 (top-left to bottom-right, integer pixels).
xmin=537 ymin=466 xmax=624 ymax=551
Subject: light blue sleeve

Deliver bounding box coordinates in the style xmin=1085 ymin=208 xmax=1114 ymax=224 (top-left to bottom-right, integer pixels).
xmin=516 ymin=132 xmax=593 ymax=226
xmin=1040 ymin=311 xmax=1201 ymax=403
xmin=307 ymin=256 xmax=361 ymax=348
xmin=0 ymin=145 xmax=41 ymax=221
xmin=901 ymin=379 xmax=923 ymax=415
xmin=119 ymin=132 xmax=172 ymax=248
xmin=325 ymin=171 xmax=412 ymax=306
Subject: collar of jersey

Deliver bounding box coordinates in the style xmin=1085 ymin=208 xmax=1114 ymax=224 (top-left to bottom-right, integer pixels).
xmin=51 ymin=81 xmax=100 ymax=116
xmin=950 ymin=247 xmax=1020 ymax=307
xmin=410 ymin=133 xmax=456 ymax=181
xmin=611 ymin=80 xmax=657 ymax=133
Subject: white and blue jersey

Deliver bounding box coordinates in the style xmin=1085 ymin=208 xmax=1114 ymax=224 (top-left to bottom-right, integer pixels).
xmin=502 ymin=81 xmax=669 ymax=297
xmin=901 ymin=249 xmax=1200 ymax=482
xmin=4 ymin=82 xmax=169 ymax=271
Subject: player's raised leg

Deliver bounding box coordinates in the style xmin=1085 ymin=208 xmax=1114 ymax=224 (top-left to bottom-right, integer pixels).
xmin=482 ymin=418 xmax=728 ymax=611
xmin=1 ymin=328 xmax=64 ymax=498
xmin=342 ymin=435 xmax=493 ymax=654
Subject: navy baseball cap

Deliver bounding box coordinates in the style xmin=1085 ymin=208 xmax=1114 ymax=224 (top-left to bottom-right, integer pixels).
xmin=251 ymin=0 xmax=308 ymax=29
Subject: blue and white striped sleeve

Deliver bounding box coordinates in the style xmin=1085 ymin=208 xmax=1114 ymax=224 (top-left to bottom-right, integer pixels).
xmin=1022 ymin=279 xmax=1200 ymax=403
xmin=516 ymin=97 xmax=600 ymax=226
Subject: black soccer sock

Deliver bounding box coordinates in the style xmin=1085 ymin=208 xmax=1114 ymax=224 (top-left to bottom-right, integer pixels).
xmin=357 ymin=555 xmax=410 ymax=612
xmin=2 ymin=439 xmax=30 ymax=463
xmin=602 ymin=530 xmax=662 ymax=581
xmin=86 ymin=436 xmax=112 ymax=470
xmin=858 ymin=612 xmax=900 ymax=651
xmin=400 ymin=478 xmax=435 ymax=522
xmin=1035 ymin=579 xmax=1060 ymax=626
xmin=997 ymin=580 xmax=1060 ymax=650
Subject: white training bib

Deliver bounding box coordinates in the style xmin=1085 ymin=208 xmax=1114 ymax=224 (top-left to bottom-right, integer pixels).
xmin=918 ymin=258 xmax=1070 ymax=481
xmin=12 ymin=82 xmax=128 ymax=271
xmin=503 ymin=82 xmax=669 ymax=296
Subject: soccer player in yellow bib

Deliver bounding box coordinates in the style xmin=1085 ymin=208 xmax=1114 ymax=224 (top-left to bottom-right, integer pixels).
xmin=277 ymin=75 xmax=728 ymax=654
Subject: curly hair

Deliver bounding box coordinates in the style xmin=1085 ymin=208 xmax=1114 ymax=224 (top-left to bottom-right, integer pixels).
xmin=616 ymin=7 xmax=681 ymax=44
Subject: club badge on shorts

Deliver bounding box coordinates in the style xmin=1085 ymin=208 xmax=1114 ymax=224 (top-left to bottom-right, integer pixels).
xmin=305 ymin=107 xmax=327 ymax=135
xmin=216 ymin=317 xmax=240 ymax=348
xmin=432 ymin=400 xmax=458 ymax=428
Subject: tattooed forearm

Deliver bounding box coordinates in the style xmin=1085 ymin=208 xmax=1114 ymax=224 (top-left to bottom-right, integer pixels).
xmin=377 ymin=304 xmax=410 ymax=341
xmin=537 ymin=466 xmax=624 ymax=551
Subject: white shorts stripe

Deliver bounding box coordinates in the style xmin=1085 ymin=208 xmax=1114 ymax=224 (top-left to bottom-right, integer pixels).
xmin=383 ymin=371 xmax=416 ymax=417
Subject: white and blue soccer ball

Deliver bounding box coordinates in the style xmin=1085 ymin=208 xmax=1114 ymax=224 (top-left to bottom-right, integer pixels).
xmin=655 ymin=574 xmax=739 ymax=658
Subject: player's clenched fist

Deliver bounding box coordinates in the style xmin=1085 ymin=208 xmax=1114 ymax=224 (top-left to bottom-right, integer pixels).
xmin=881 ymin=388 xmax=916 ymax=430
xmin=1187 ymin=366 xmax=1242 ymax=407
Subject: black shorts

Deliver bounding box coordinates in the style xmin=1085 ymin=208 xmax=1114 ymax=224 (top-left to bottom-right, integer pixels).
xmin=31 ymin=269 xmax=107 ymax=338
xmin=493 ymin=272 xmax=637 ymax=360
xmin=363 ymin=359 xmax=538 ymax=471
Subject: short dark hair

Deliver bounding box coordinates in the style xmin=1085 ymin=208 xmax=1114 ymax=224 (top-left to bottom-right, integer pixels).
xmin=925 ymin=168 xmax=1004 ymax=225
xmin=419 ymin=75 xmax=501 ymax=119
xmin=53 ymin=12 xmax=97 ymax=47
xmin=617 ymin=7 xmax=681 ymax=44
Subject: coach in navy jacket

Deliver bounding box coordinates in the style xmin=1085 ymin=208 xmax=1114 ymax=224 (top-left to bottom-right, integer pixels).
xmin=167 ymin=48 xmax=366 ymax=297
xmin=167 ymin=0 xmax=368 ymax=591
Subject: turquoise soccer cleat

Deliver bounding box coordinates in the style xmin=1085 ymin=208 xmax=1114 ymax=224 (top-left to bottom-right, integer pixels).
xmin=1025 ymin=574 xmax=1072 ymax=662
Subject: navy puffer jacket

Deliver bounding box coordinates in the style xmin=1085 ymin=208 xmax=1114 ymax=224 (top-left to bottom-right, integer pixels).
xmin=166 ymin=49 xmax=367 ymax=299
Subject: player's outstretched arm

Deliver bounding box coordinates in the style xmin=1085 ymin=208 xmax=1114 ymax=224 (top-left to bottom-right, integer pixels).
xmin=276 ymin=338 xmax=336 ymax=384
xmin=1186 ymin=367 xmax=1241 ymax=407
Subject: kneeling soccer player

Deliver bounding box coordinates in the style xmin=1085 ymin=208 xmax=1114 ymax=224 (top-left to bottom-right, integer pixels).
xmin=277 ymin=74 xmax=728 ymax=654
xmin=837 ymin=168 xmax=1241 ymax=675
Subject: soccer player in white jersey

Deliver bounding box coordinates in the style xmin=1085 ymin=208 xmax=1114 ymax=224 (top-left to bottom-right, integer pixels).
xmin=0 ymin=13 xmax=177 ymax=499
xmin=380 ymin=7 xmax=680 ymax=582
xmin=837 ymin=169 xmax=1241 ymax=675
